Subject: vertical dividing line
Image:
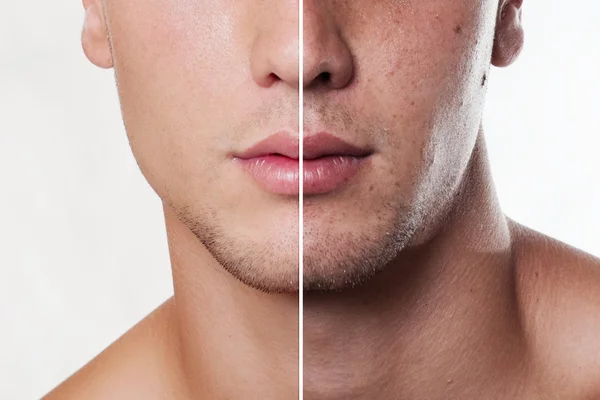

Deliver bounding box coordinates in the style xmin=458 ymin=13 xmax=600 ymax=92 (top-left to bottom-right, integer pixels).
xmin=298 ymin=0 xmax=304 ymax=397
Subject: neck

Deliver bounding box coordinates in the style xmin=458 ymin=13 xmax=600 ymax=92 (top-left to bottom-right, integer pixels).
xmin=164 ymin=207 xmax=299 ymax=399
xmin=304 ymin=132 xmax=527 ymax=399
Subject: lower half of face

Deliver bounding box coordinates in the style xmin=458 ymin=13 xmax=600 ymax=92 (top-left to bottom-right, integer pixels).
xmin=127 ymin=120 xmax=300 ymax=293
xmin=105 ymin=0 xmax=300 ymax=293
xmin=302 ymin=116 xmax=477 ymax=291
xmin=302 ymin=0 xmax=498 ymax=291
xmin=107 ymin=0 xmax=499 ymax=293
xmin=166 ymin=167 xmax=301 ymax=293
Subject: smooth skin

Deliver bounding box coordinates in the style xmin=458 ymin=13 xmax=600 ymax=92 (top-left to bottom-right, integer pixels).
xmin=47 ymin=0 xmax=300 ymax=398
xmin=45 ymin=0 xmax=600 ymax=399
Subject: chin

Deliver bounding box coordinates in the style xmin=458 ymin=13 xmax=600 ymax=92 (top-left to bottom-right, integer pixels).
xmin=301 ymin=205 xmax=423 ymax=292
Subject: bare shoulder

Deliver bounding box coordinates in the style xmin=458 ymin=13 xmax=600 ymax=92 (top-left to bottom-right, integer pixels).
xmin=511 ymin=221 xmax=600 ymax=398
xmin=43 ymin=298 xmax=188 ymax=400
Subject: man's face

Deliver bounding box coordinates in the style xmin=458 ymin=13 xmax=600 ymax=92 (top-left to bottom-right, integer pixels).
xmin=102 ymin=0 xmax=300 ymax=292
xmin=302 ymin=0 xmax=500 ymax=290
xmin=94 ymin=0 xmax=513 ymax=293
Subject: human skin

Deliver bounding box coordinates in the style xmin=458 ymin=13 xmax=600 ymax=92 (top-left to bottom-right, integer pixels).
xmin=44 ymin=0 xmax=299 ymax=398
xmin=303 ymin=0 xmax=600 ymax=399
xmin=302 ymin=0 xmax=518 ymax=288
xmin=84 ymin=0 xmax=301 ymax=293
xmin=43 ymin=0 xmax=600 ymax=399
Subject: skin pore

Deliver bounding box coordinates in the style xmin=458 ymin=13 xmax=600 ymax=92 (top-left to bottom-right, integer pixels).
xmin=302 ymin=0 xmax=510 ymax=289
xmin=303 ymin=0 xmax=600 ymax=399
xmin=302 ymin=0 xmax=527 ymax=395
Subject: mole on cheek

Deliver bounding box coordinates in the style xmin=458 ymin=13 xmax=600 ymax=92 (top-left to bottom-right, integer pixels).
xmin=454 ymin=25 xmax=462 ymax=34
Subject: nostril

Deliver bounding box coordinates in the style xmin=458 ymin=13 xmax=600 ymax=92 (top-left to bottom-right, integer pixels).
xmin=317 ymin=71 xmax=331 ymax=83
xmin=267 ymin=72 xmax=281 ymax=84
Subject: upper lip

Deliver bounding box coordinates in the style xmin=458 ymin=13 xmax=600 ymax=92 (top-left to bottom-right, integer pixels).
xmin=235 ymin=132 xmax=372 ymax=160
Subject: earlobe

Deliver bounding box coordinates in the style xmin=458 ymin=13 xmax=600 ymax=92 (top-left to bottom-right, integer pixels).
xmin=81 ymin=0 xmax=113 ymax=69
xmin=491 ymin=0 xmax=524 ymax=67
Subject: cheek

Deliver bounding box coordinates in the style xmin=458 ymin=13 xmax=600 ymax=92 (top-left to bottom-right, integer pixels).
xmin=359 ymin=2 xmax=493 ymax=109
xmin=362 ymin=4 xmax=493 ymax=140
xmin=106 ymin=0 xmax=239 ymax=111
xmin=344 ymin=2 xmax=496 ymax=204
xmin=104 ymin=1 xmax=249 ymax=192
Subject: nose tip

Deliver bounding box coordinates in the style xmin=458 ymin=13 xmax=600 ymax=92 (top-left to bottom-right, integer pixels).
xmin=250 ymin=24 xmax=300 ymax=89
xmin=303 ymin=49 xmax=354 ymax=89
xmin=249 ymin=3 xmax=354 ymax=91
xmin=303 ymin=7 xmax=354 ymax=90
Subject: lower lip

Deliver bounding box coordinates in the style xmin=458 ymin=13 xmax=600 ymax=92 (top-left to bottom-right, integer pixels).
xmin=235 ymin=155 xmax=368 ymax=195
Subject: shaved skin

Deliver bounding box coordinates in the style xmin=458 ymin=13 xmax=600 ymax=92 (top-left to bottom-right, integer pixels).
xmin=43 ymin=0 xmax=600 ymax=398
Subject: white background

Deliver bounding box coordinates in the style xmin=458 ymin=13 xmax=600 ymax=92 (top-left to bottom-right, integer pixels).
xmin=0 ymin=1 xmax=599 ymax=399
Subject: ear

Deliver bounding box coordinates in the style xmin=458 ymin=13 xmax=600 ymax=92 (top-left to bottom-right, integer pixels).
xmin=81 ymin=0 xmax=113 ymax=69
xmin=491 ymin=0 xmax=524 ymax=67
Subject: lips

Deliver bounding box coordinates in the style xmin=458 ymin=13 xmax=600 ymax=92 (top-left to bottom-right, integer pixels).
xmin=235 ymin=132 xmax=300 ymax=160
xmin=234 ymin=132 xmax=372 ymax=196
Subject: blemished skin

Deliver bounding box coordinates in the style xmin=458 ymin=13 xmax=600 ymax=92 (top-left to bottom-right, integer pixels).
xmin=43 ymin=0 xmax=600 ymax=399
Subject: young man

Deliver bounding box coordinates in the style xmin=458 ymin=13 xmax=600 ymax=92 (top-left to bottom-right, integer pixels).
xmin=46 ymin=0 xmax=299 ymax=398
xmin=303 ymin=0 xmax=600 ymax=399
xmin=46 ymin=0 xmax=600 ymax=399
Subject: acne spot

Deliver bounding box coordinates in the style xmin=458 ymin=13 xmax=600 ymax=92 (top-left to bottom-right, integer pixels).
xmin=410 ymin=101 xmax=415 ymax=106
xmin=481 ymin=73 xmax=487 ymax=87
xmin=454 ymin=25 xmax=462 ymax=34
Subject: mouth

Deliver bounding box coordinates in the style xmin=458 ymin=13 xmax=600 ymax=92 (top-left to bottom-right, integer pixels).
xmin=234 ymin=132 xmax=372 ymax=196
